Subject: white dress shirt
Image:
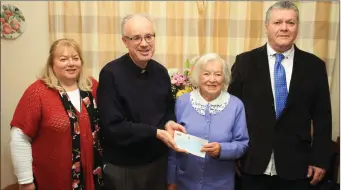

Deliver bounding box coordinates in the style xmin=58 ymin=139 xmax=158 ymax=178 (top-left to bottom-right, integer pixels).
xmin=263 ymin=44 xmax=294 ymax=175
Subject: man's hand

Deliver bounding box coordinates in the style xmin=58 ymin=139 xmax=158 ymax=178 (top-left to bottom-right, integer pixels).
xmin=201 ymin=142 xmax=221 ymax=158
xmin=165 ymin=121 xmax=186 ymax=137
xmin=167 ymin=184 xmax=177 ymax=190
xmin=307 ymin=165 xmax=326 ymax=185
xmin=157 ymin=129 xmax=177 ymax=150
xmin=156 ymin=129 xmax=187 ymax=153
xmin=19 ymin=183 xmax=35 ymax=190
xmin=158 ymin=121 xmax=187 ymax=153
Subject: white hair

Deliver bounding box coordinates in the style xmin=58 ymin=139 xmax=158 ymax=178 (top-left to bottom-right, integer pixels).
xmin=190 ymin=53 xmax=230 ymax=91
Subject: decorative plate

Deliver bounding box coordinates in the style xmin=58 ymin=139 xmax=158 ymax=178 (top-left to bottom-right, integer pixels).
xmin=1 ymin=4 xmax=26 ymax=39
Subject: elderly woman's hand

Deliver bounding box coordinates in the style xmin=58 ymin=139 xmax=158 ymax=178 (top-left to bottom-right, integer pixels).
xmin=201 ymin=142 xmax=221 ymax=158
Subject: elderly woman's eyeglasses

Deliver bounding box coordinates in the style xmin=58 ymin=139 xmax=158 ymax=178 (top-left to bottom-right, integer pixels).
xmin=124 ymin=34 xmax=156 ymax=44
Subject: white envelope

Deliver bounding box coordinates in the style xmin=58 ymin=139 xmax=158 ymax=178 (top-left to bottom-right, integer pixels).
xmin=174 ymin=131 xmax=208 ymax=158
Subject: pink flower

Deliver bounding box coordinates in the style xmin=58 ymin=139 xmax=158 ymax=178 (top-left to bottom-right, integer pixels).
xmin=92 ymin=131 xmax=97 ymax=144
xmin=82 ymin=97 xmax=90 ymax=107
xmin=72 ymin=180 xmax=80 ymax=188
xmin=93 ymin=167 xmax=103 ymax=177
xmin=171 ymin=73 xmax=187 ymax=86
xmin=93 ymin=99 xmax=97 ymax=108
xmin=72 ymin=162 xmax=81 ymax=172
xmin=68 ymin=110 xmax=74 ymax=118
xmin=74 ymin=122 xmax=80 ymax=134
xmin=2 ymin=23 xmax=12 ymax=34
xmin=98 ymin=146 xmax=103 ymax=156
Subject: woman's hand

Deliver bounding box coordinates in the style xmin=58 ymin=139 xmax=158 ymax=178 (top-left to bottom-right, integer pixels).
xmin=19 ymin=183 xmax=35 ymax=190
xmin=167 ymin=184 xmax=177 ymax=190
xmin=201 ymin=142 xmax=221 ymax=158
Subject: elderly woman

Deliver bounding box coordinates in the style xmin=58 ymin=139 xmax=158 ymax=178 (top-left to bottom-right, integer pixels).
xmin=10 ymin=39 xmax=103 ymax=190
xmin=167 ymin=53 xmax=249 ymax=190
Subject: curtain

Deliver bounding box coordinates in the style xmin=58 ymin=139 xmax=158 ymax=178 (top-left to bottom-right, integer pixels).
xmin=48 ymin=1 xmax=340 ymax=140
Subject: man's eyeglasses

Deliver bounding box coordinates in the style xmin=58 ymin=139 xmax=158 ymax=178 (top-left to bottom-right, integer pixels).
xmin=124 ymin=34 xmax=156 ymax=44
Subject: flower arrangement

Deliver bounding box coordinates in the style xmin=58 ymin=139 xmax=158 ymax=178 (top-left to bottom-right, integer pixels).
xmin=168 ymin=59 xmax=195 ymax=99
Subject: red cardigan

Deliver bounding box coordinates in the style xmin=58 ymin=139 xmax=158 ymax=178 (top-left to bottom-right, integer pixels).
xmin=11 ymin=79 xmax=98 ymax=190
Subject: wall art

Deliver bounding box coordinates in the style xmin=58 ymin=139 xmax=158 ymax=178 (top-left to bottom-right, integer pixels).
xmin=1 ymin=4 xmax=26 ymax=39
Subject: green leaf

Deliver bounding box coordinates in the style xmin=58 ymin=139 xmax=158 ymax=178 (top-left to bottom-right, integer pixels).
xmin=8 ymin=5 xmax=13 ymax=12
xmin=20 ymin=15 xmax=25 ymax=21
xmin=14 ymin=15 xmax=21 ymax=22
xmin=185 ymin=59 xmax=190 ymax=69
xmin=0 ymin=12 xmax=4 ymax=18
xmin=8 ymin=15 xmax=14 ymax=22
xmin=13 ymin=16 xmax=18 ymax=22
xmin=3 ymin=5 xmax=8 ymax=10
xmin=15 ymin=10 xmax=23 ymax=17
xmin=4 ymin=14 xmax=8 ymax=21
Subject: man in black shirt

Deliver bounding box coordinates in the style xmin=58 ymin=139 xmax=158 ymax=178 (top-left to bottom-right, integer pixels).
xmin=97 ymin=14 xmax=186 ymax=190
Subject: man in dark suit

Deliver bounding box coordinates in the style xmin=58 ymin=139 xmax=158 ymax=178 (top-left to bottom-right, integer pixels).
xmin=228 ymin=1 xmax=332 ymax=190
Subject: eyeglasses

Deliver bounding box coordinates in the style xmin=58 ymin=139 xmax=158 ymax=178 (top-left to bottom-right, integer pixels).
xmin=124 ymin=34 xmax=156 ymax=44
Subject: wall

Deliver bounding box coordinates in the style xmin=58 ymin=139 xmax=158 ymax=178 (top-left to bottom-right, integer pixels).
xmin=1 ymin=1 xmax=49 ymax=188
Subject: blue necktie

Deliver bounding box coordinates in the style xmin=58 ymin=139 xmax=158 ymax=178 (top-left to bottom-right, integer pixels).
xmin=274 ymin=53 xmax=287 ymax=119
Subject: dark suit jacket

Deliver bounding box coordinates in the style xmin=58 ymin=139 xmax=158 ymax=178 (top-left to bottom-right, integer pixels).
xmin=228 ymin=44 xmax=332 ymax=180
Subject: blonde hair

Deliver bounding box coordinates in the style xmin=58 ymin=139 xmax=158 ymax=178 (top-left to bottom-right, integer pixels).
xmin=39 ymin=38 xmax=92 ymax=91
xmin=190 ymin=53 xmax=230 ymax=91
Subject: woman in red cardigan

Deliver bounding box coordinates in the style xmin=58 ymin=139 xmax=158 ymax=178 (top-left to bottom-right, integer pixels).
xmin=10 ymin=39 xmax=104 ymax=190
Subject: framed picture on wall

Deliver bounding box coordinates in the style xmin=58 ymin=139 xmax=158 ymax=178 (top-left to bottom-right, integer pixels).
xmin=1 ymin=4 xmax=26 ymax=40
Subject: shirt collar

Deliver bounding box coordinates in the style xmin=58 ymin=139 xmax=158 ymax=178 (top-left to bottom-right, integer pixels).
xmin=266 ymin=43 xmax=294 ymax=59
xmin=125 ymin=53 xmax=151 ymax=75
xmin=190 ymin=89 xmax=230 ymax=115
xmin=191 ymin=89 xmax=227 ymax=106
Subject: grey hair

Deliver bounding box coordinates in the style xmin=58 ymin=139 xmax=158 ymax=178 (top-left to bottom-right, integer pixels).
xmin=121 ymin=13 xmax=155 ymax=36
xmin=265 ymin=1 xmax=299 ymax=24
xmin=190 ymin=53 xmax=230 ymax=91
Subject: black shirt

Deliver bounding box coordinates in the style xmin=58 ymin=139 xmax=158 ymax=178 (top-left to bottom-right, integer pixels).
xmin=97 ymin=53 xmax=175 ymax=166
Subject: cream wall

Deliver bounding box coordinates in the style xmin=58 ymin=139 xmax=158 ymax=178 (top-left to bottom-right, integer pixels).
xmin=1 ymin=1 xmax=49 ymax=188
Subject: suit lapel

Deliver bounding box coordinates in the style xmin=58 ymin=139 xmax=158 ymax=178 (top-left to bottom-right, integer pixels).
xmin=286 ymin=45 xmax=303 ymax=108
xmin=255 ymin=44 xmax=275 ymax=110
